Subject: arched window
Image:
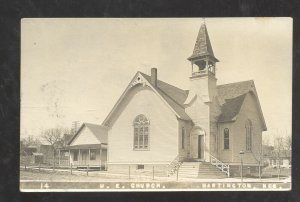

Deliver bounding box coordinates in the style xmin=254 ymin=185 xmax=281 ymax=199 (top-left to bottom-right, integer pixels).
xmin=182 ymin=127 xmax=185 ymax=149
xmin=245 ymin=119 xmax=252 ymax=151
xmin=224 ymin=128 xmax=229 ymax=150
xmin=133 ymin=115 xmax=150 ymax=150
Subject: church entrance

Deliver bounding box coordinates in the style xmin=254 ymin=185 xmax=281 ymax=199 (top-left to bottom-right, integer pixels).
xmin=198 ymin=135 xmax=204 ymax=159
xmin=190 ymin=127 xmax=205 ymax=161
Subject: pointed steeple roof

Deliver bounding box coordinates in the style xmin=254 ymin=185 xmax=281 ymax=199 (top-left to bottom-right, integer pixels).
xmin=188 ymin=22 xmax=219 ymax=62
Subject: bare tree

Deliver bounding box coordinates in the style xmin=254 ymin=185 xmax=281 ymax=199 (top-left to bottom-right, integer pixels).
xmin=20 ymin=135 xmax=41 ymax=155
xmin=41 ymin=127 xmax=68 ymax=158
xmin=285 ymin=136 xmax=292 ymax=150
xmin=284 ymin=135 xmax=292 ymax=164
xmin=273 ymin=136 xmax=285 ymax=180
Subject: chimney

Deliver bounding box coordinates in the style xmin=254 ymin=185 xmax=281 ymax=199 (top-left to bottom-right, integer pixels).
xmin=151 ymin=68 xmax=157 ymax=87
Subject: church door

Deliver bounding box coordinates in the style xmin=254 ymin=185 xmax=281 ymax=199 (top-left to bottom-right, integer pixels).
xmin=198 ymin=135 xmax=204 ymax=159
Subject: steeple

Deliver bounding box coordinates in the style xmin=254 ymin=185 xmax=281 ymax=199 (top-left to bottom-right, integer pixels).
xmin=188 ymin=21 xmax=219 ymax=78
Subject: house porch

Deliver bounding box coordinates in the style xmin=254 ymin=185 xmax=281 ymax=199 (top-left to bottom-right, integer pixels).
xmin=59 ymin=144 xmax=107 ymax=169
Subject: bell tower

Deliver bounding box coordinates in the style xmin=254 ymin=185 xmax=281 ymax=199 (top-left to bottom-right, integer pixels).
xmin=185 ymin=21 xmax=220 ymax=161
xmin=187 ymin=21 xmax=219 ymax=103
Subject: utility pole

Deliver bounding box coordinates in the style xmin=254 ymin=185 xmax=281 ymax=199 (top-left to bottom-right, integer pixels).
xmin=240 ymin=151 xmax=244 ymax=182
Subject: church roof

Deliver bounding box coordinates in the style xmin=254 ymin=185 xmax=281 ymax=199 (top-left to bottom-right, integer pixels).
xmin=217 ymin=93 xmax=247 ymax=122
xmin=188 ymin=23 xmax=218 ymax=62
xmin=140 ymin=72 xmax=188 ymax=108
xmin=217 ymin=80 xmax=255 ymax=101
xmin=68 ymin=122 xmax=108 ymax=145
xmin=102 ymin=70 xmax=266 ymax=130
xmin=217 ymin=80 xmax=254 ymax=123
xmin=217 ymin=80 xmax=267 ymax=130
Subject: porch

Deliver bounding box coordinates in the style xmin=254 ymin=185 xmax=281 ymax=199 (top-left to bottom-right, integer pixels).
xmin=59 ymin=144 xmax=107 ymax=170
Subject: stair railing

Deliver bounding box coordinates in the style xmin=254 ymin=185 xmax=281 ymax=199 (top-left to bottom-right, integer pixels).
xmin=167 ymin=155 xmax=182 ymax=177
xmin=210 ymin=154 xmax=230 ymax=177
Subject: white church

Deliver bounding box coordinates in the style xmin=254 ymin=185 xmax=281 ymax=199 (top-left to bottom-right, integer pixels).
xmin=65 ymin=22 xmax=267 ymax=178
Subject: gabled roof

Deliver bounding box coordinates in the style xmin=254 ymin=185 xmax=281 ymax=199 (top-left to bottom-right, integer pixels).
xmin=68 ymin=123 xmax=108 ymax=145
xmin=216 ymin=80 xmax=267 ymax=130
xmin=217 ymin=80 xmax=255 ymax=101
xmin=188 ymin=23 xmax=219 ymax=62
xmin=102 ymin=70 xmax=266 ymax=130
xmin=102 ymin=72 xmax=191 ymax=126
xmin=218 ymin=93 xmax=247 ymax=122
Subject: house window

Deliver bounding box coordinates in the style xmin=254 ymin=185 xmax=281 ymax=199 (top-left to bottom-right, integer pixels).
xmin=133 ymin=114 xmax=150 ymax=150
xmin=182 ymin=127 xmax=185 ymax=149
xmin=137 ymin=164 xmax=144 ymax=170
xmin=73 ymin=150 xmax=78 ymax=161
xmin=90 ymin=149 xmax=96 ymax=160
xmin=224 ymin=128 xmax=229 ymax=150
xmin=245 ymin=119 xmax=252 ymax=151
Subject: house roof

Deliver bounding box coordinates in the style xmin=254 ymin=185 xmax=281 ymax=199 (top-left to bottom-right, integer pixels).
xmin=63 ymin=134 xmax=73 ymax=143
xmin=64 ymin=144 xmax=107 ymax=150
xmin=68 ymin=123 xmax=108 ymax=145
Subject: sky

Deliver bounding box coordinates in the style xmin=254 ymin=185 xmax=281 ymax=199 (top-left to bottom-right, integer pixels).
xmin=21 ymin=18 xmax=292 ymax=143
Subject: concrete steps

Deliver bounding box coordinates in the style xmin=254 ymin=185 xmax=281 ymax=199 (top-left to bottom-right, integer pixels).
xmin=178 ymin=162 xmax=227 ymax=179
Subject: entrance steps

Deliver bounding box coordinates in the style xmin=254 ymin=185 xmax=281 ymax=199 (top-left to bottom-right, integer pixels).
xmin=178 ymin=162 xmax=227 ymax=179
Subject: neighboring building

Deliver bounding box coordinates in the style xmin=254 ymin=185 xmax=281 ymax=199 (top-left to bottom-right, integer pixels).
xmin=101 ymin=22 xmax=267 ymax=177
xmin=20 ymin=143 xmax=54 ymax=165
xmin=62 ymin=123 xmax=108 ymax=169
xmin=262 ymin=145 xmax=291 ymax=168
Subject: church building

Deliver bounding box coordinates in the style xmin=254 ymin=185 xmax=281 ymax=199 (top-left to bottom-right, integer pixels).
xmin=68 ymin=22 xmax=267 ymax=178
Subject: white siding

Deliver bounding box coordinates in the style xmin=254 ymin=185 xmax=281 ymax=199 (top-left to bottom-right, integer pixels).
xmin=70 ymin=126 xmax=101 ymax=145
xmin=108 ymin=85 xmax=179 ymax=164
xmin=231 ymin=93 xmax=263 ymax=165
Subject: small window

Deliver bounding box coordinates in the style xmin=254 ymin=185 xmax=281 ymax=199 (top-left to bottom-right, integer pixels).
xmin=137 ymin=164 xmax=144 ymax=170
xmin=224 ymin=128 xmax=229 ymax=150
xmin=73 ymin=150 xmax=78 ymax=161
xmin=182 ymin=127 xmax=185 ymax=149
xmin=90 ymin=149 xmax=96 ymax=160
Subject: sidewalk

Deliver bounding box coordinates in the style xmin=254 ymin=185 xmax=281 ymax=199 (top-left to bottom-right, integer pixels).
xmin=20 ymin=166 xmax=291 ymax=183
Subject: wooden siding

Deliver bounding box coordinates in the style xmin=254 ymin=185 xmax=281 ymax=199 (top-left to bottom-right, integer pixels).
xmin=218 ymin=93 xmax=263 ymax=165
xmin=185 ymin=98 xmax=210 ymax=161
xmin=70 ymin=149 xmax=107 ymax=166
xmin=178 ymin=119 xmax=193 ymax=160
xmin=70 ymin=126 xmax=101 ymax=146
xmin=107 ymin=85 xmax=179 ymax=164
xmin=218 ymin=122 xmax=234 ymax=162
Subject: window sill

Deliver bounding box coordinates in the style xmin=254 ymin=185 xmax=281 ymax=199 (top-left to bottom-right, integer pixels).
xmin=133 ymin=149 xmax=150 ymax=151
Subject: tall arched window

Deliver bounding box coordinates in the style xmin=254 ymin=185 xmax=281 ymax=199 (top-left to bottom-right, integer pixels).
xmin=133 ymin=115 xmax=150 ymax=150
xmin=245 ymin=119 xmax=252 ymax=151
xmin=182 ymin=127 xmax=185 ymax=149
xmin=224 ymin=128 xmax=230 ymax=150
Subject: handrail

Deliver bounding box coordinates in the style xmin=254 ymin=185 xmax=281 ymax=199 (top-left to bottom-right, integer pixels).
xmin=210 ymin=154 xmax=230 ymax=177
xmin=167 ymin=155 xmax=182 ymax=177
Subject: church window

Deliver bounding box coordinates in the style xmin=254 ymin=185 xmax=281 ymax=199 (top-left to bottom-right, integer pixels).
xmin=182 ymin=127 xmax=185 ymax=149
xmin=133 ymin=115 xmax=150 ymax=150
xmin=224 ymin=128 xmax=229 ymax=150
xmin=245 ymin=119 xmax=252 ymax=151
